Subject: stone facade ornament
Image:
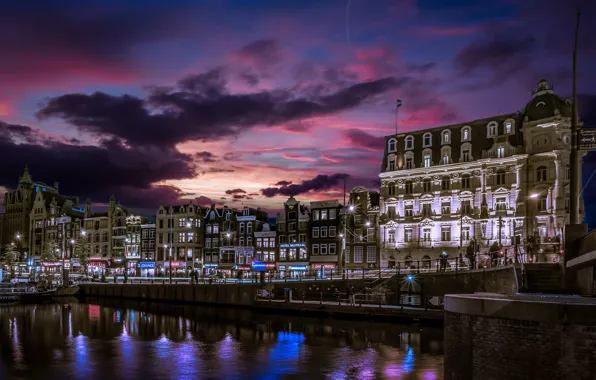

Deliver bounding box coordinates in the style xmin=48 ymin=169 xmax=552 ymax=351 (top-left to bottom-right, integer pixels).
xmin=486 ymin=168 xmax=494 ymax=174
xmin=473 ymin=170 xmax=480 ymax=176
xmin=397 ymin=179 xmax=404 ymax=184
xmin=415 ymin=177 xmax=422 ymax=182
xmin=433 ymin=175 xmax=439 ymax=180
xmin=452 ymin=173 xmax=460 ymax=178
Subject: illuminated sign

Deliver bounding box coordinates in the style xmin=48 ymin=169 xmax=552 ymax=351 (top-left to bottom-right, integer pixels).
xmin=279 ymin=242 xmax=306 ymax=248
xmin=204 ymin=264 xmax=218 ymax=267
xmin=113 ymin=258 xmax=123 ymax=263
xmin=165 ymin=261 xmax=181 ymax=267
xmin=289 ymin=265 xmax=307 ymax=270
xmin=580 ymin=129 xmax=596 ymax=150
xmin=139 ymin=262 xmax=155 ymax=269
xmin=311 ymin=264 xmax=336 ymax=269
xmin=41 ymin=262 xmax=62 ymax=266
xmin=252 ymin=261 xmax=267 ymax=271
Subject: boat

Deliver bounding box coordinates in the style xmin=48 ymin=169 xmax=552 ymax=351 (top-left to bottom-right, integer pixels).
xmin=0 ymin=282 xmax=57 ymax=304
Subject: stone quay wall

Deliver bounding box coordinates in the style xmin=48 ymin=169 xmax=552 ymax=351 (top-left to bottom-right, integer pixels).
xmin=444 ymin=294 xmax=596 ymax=380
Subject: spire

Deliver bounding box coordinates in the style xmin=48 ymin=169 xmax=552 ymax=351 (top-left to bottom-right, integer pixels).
xmin=19 ymin=165 xmax=32 ymax=185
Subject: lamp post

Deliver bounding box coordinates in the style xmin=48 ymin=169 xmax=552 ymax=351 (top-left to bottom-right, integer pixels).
xmin=186 ymin=221 xmax=192 ymax=275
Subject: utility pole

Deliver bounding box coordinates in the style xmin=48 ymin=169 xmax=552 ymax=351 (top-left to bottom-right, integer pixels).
xmin=498 ymin=216 xmax=503 ymax=246
xmin=340 ymin=177 xmax=346 ymax=279
xmin=169 ymin=208 xmax=173 ymax=284
xmin=569 ymin=10 xmax=581 ymax=225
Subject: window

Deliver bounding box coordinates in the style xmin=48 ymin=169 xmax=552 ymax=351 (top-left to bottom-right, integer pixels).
xmin=405 ymin=181 xmax=413 ymax=194
xmin=441 ymin=177 xmax=450 ymax=190
xmin=388 ymin=138 xmax=397 ymax=152
xmin=488 ymin=123 xmax=497 ymax=137
xmin=405 ymin=136 xmax=414 ymax=150
xmin=461 ymin=200 xmax=472 ymax=215
xmin=442 ymin=130 xmax=451 ymax=144
xmin=387 ymin=206 xmax=396 ymax=219
xmin=442 ymin=202 xmax=451 ymax=215
xmin=247 ymin=222 xmax=253 ymax=234
xmin=423 ymin=153 xmax=431 ymax=168
xmin=213 ymin=225 xmax=219 ymax=234
xmin=405 ymin=204 xmax=413 ymax=217
xmin=461 ymin=127 xmax=471 ymax=141
xmin=505 ymin=122 xmax=512 ymax=134
xmin=178 ymin=232 xmax=185 ymax=243
xmin=495 ymin=197 xmax=507 ymax=211
xmin=367 ymin=247 xmax=376 ymax=263
xmin=404 ymin=228 xmax=412 ymax=242
xmin=461 ymin=174 xmax=471 ymax=189
xmin=320 ymin=244 xmax=328 ymax=255
xmin=443 ymin=154 xmax=449 ymax=165
xmin=321 ymin=227 xmax=328 ymax=238
xmin=257 ymin=238 xmax=263 ymax=247
xmin=239 ymin=223 xmax=245 ymax=234
xmin=388 ymin=230 xmax=396 ymax=243
xmin=279 ymin=249 xmax=287 ymax=260
xmin=354 ymin=246 xmax=363 ymax=263
xmin=279 ymin=235 xmax=286 ymax=244
xmin=278 ymin=223 xmax=285 ymax=232
xmin=329 ymin=226 xmax=336 ymax=237
xmin=422 ymin=204 xmax=432 ymax=217
xmin=536 ymin=166 xmax=547 ymax=182
xmin=441 ymin=226 xmax=451 ymax=241
xmin=329 ymin=243 xmax=336 ymax=255
xmin=288 ymin=222 xmax=296 ymax=232
xmin=367 ymin=228 xmax=374 ymax=241
xmin=188 ymin=232 xmax=194 ymax=242
xmin=312 ymin=210 xmax=320 ymax=221
xmin=538 ymin=195 xmax=547 ymax=211
xmin=423 ymin=132 xmax=432 ymax=147
xmin=388 ymin=182 xmax=396 ymax=196
xmin=321 ymin=209 xmax=328 ymax=220
xmin=329 ymin=209 xmax=336 ymax=219
xmin=388 ymin=156 xmax=396 ymax=171
xmin=423 ymin=178 xmax=432 ymax=192
xmin=423 ymin=228 xmax=431 ymax=241
xmin=178 ymin=218 xmax=186 ymax=227
xmin=565 ymin=164 xmax=570 ymax=180
xmin=405 ymin=153 xmax=413 ymax=169
xmin=312 ymin=244 xmax=319 ymax=255
xmin=496 ymin=170 xmax=506 ymax=185
xmin=289 ymin=234 xmax=296 ymax=243
xmin=462 ymin=227 xmax=470 ymax=241
xmin=497 ymin=146 xmax=505 ymax=158
xmin=239 ymin=237 xmax=245 ymax=246
xmin=312 ymin=227 xmax=319 ymax=238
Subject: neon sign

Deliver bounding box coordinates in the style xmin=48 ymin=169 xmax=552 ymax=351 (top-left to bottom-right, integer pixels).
xmin=279 ymin=242 xmax=306 ymax=248
xmin=252 ymin=261 xmax=267 ymax=271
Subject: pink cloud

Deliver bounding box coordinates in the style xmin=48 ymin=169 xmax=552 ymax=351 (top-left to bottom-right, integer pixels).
xmin=281 ymin=153 xmax=316 ymax=162
xmin=320 ymin=154 xmax=343 ymax=163
xmin=342 ymin=129 xmax=384 ymax=151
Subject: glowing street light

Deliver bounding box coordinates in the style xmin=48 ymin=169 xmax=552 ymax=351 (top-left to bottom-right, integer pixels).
xmin=529 ymin=193 xmax=539 ymax=199
xmin=186 ymin=222 xmax=192 ymax=228
xmin=406 ymin=274 xmax=415 ymax=282
xmin=348 ymin=205 xmax=355 ymax=212
xmin=365 ymin=221 xmax=371 ymax=227
xmin=70 ymin=239 xmax=75 ymax=244
xmin=226 ymin=233 xmax=231 ymax=238
xmin=16 ymin=233 xmax=21 ymax=240
xmin=81 ymin=230 xmax=86 ymax=236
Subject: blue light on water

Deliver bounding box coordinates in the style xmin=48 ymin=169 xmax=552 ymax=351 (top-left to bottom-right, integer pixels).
xmin=402 ymin=345 xmax=415 ymax=373
xmin=407 ymin=275 xmax=415 ymax=282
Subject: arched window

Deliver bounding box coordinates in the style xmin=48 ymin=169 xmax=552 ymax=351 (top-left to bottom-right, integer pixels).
xmin=422 ymin=149 xmax=432 ymax=168
xmin=460 ymin=142 xmax=472 ymax=162
xmin=423 ymin=132 xmax=432 ymax=147
xmin=387 ymin=155 xmax=396 ymax=171
xmin=405 ymin=181 xmax=413 ymax=194
xmin=538 ymin=193 xmax=547 ymax=211
xmin=461 ymin=174 xmax=470 ymax=189
xmin=388 ymin=138 xmax=397 ymax=153
xmin=405 ymin=255 xmax=413 ymax=267
xmin=461 ymin=126 xmax=471 ymax=141
xmin=404 ymin=152 xmax=414 ymax=169
xmin=423 ymin=178 xmax=432 ymax=192
xmin=496 ymin=169 xmax=506 ymax=185
xmin=536 ymin=166 xmax=547 ymax=182
xmin=441 ymin=146 xmax=451 ymax=165
xmin=441 ymin=130 xmax=451 ymax=145
xmin=487 ymin=122 xmax=497 ymax=137
xmin=405 ymin=136 xmax=414 ymax=150
xmin=441 ymin=176 xmax=451 ymax=190
xmin=240 ymin=237 xmax=244 ymax=246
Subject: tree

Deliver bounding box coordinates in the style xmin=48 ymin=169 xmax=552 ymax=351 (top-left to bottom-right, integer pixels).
xmin=2 ymin=244 xmax=16 ymax=277
xmin=74 ymin=237 xmax=91 ymax=274
xmin=40 ymin=240 xmax=58 ymax=262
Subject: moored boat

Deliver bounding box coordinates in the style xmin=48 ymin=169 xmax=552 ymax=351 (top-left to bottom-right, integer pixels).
xmin=0 ymin=283 xmax=56 ymax=303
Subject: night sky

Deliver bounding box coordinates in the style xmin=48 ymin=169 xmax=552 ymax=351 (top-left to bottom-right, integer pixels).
xmin=0 ymin=0 xmax=595 ymax=224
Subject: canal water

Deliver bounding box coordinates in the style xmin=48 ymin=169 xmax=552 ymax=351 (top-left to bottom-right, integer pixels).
xmin=0 ymin=300 xmax=443 ymax=379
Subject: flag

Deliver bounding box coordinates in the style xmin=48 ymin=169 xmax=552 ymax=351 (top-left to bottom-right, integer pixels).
xmin=396 ymin=99 xmax=403 ymax=108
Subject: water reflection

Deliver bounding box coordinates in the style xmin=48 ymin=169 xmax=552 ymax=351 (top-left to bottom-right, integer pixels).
xmin=0 ymin=301 xmax=443 ymax=379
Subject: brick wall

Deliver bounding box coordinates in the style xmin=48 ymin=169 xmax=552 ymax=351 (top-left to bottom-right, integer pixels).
xmin=444 ymin=311 xmax=596 ymax=380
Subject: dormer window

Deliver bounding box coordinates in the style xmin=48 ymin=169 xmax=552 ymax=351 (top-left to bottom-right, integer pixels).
xmin=388 ymin=138 xmax=397 ymax=153
xmin=442 ymin=130 xmax=451 ymax=145
xmin=487 ymin=122 xmax=497 ymax=137
xmin=423 ymin=132 xmax=432 ymax=147
xmin=461 ymin=126 xmax=471 ymax=141
xmin=505 ymin=122 xmax=512 ymax=134
xmin=405 ymin=136 xmax=414 ymax=150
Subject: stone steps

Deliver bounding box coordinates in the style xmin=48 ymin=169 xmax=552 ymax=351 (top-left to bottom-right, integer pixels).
xmin=525 ymin=265 xmax=564 ymax=293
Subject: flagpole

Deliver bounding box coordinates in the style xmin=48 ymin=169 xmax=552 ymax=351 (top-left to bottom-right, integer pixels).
xmin=395 ymin=99 xmax=403 ymax=136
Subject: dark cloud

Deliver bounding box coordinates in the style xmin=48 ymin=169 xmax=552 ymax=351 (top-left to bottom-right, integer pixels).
xmin=195 ymin=151 xmax=218 ymax=163
xmin=453 ymin=34 xmax=536 ymax=82
xmin=275 ymin=180 xmax=293 ymax=186
xmin=579 ymin=94 xmax=596 ymax=127
xmin=0 ymin=121 xmax=195 ymax=211
xmin=261 ymin=173 xmax=350 ymax=197
xmin=225 ymin=189 xmax=246 ymax=195
xmin=235 ymin=39 xmax=283 ymax=70
xmin=232 ymin=194 xmax=254 ymax=200
xmin=343 ymin=129 xmax=383 ymax=151
xmin=37 ymin=76 xmax=403 ymax=147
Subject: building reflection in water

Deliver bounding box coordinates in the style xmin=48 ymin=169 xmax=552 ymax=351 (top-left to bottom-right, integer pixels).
xmin=0 ymin=302 xmax=443 ymax=379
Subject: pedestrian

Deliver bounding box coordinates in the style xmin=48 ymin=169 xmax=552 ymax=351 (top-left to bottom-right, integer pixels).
xmin=348 ymin=285 xmax=355 ymax=306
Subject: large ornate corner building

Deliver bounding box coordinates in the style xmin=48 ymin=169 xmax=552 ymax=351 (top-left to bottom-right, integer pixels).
xmin=379 ymin=80 xmax=584 ymax=267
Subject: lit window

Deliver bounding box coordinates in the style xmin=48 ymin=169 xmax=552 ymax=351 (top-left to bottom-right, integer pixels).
xmin=462 ymin=127 xmax=470 ymax=141
xmin=442 ymin=130 xmax=451 ymax=144
xmin=462 ymin=149 xmax=470 ymax=162
xmin=424 ymin=154 xmax=431 ymax=168
xmin=405 ymin=153 xmax=413 ymax=169
xmin=488 ymin=124 xmax=496 ymax=137
xmin=443 ymin=154 xmax=449 ymax=165
xmin=505 ymin=122 xmax=512 ymax=134
xmin=497 ymin=146 xmax=505 ymax=158
xmin=388 ymin=156 xmax=396 ymax=171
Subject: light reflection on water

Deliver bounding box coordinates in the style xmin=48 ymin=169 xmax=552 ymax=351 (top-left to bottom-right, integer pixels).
xmin=0 ymin=302 xmax=443 ymax=379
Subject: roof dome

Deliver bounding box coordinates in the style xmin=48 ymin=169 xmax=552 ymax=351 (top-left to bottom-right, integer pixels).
xmin=521 ymin=80 xmax=572 ymax=122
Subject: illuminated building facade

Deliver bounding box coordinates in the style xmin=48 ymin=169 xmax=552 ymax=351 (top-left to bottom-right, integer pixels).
xmin=379 ymin=80 xmax=583 ymax=267
xmin=255 ymin=225 xmax=276 ymax=272
xmin=234 ymin=206 xmax=269 ymax=274
xmin=345 ymin=187 xmax=380 ymax=270
xmin=275 ymin=196 xmax=309 ymax=278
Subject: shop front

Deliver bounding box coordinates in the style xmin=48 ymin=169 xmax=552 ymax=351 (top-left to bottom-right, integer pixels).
xmin=126 ymin=259 xmax=139 ymax=276
xmin=138 ymin=261 xmax=155 ymax=277
xmin=203 ymin=263 xmax=218 ymax=276
xmin=276 ymin=263 xmax=308 ymax=279
xmin=310 ymin=263 xmax=337 ymax=279
xmin=164 ymin=261 xmax=185 ymax=276
xmin=88 ymin=260 xmax=107 ymax=276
